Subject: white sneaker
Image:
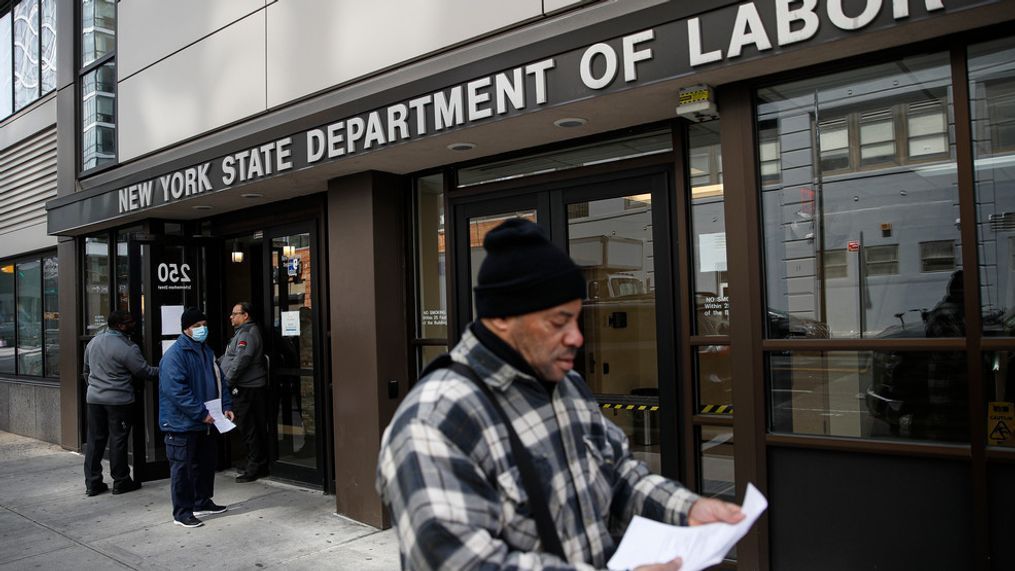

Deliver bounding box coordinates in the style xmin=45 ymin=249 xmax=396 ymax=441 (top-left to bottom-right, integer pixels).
xmin=193 ymin=503 xmax=227 ymax=516
xmin=173 ymin=516 xmax=204 ymax=528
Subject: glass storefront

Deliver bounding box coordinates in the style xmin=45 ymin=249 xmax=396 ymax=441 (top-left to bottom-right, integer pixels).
xmin=0 ymin=254 xmax=59 ymax=379
xmin=758 ymin=52 xmax=959 ymax=341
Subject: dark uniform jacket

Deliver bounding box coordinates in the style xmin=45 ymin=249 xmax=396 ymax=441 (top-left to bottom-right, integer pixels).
xmin=219 ymin=322 xmax=267 ymax=388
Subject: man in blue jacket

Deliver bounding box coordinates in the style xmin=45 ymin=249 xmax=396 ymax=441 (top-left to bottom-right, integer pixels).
xmin=159 ymin=307 xmax=234 ymax=528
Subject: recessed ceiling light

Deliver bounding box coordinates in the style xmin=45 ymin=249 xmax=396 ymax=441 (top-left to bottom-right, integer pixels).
xmin=192 ymin=205 xmax=212 ymax=210
xmin=241 ymin=193 xmax=263 ymax=199
xmin=554 ymin=117 xmax=588 ymax=128
xmin=447 ymin=142 xmax=476 ymax=152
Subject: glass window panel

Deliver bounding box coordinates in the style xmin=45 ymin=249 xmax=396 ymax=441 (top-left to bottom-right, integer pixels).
xmin=759 ymin=121 xmax=782 ymax=186
xmin=458 ymin=131 xmax=672 ymax=187
xmin=81 ymin=62 xmax=116 ymax=169
xmin=0 ymin=264 xmax=14 ymax=374
xmin=696 ymin=345 xmax=732 ymax=413
xmin=909 ymin=134 xmax=948 ymax=157
xmin=81 ymin=0 xmax=115 ymax=67
xmin=116 ymin=230 xmax=129 ymax=310
xmin=418 ymin=344 xmax=447 ymax=376
xmin=690 ymin=120 xmax=729 ymax=336
xmin=908 ymin=108 xmax=947 ymax=137
xmin=970 ymin=38 xmax=1015 ymax=336
xmin=43 ymin=255 xmax=58 ymax=378
xmin=416 ymin=175 xmax=447 ymax=340
xmin=1 ymin=12 xmax=12 ymax=118
xmin=568 ymin=194 xmax=660 ymax=472
xmin=698 ymin=425 xmax=735 ymax=501
xmin=864 ymin=244 xmax=899 ymax=276
xmin=13 ymin=0 xmax=39 ymax=110
xmin=40 ymin=0 xmax=55 ymax=93
xmin=920 ymin=241 xmax=955 ymax=273
xmin=467 ymin=211 xmax=537 ymax=315
xmin=758 ymin=52 xmax=959 ymax=339
xmin=984 ymin=352 xmax=1015 ymax=448
xmin=770 ymin=350 xmax=968 ymax=442
xmin=16 ymin=259 xmax=42 ymax=376
xmin=860 ymin=112 xmax=894 ymax=143
xmin=823 ymin=249 xmax=848 ymax=279
xmin=84 ymin=235 xmax=110 ymax=336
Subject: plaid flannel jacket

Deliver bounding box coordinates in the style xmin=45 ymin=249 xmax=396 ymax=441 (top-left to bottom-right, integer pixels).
xmin=376 ymin=328 xmax=700 ymax=570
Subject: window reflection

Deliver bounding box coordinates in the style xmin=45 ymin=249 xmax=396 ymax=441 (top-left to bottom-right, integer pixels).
xmin=467 ymin=211 xmax=537 ymax=316
xmin=0 ymin=265 xmax=14 ymax=374
xmin=689 ymin=120 xmax=729 ymax=336
xmin=697 ymin=345 xmax=732 ymax=413
xmin=770 ymin=350 xmax=968 ymax=442
xmin=84 ymin=235 xmax=110 ymax=335
xmin=16 ymin=259 xmax=42 ymax=376
xmin=43 ymin=256 xmax=58 ymax=377
xmin=970 ymin=38 xmax=1015 ymax=336
xmin=81 ymin=61 xmax=116 ymax=169
xmin=758 ymin=53 xmax=959 ymax=339
xmin=568 ymin=195 xmax=659 ymax=471
xmin=13 ymin=0 xmax=39 ymax=111
xmin=417 ymin=175 xmax=447 ymax=340
xmin=1 ymin=11 xmax=12 ymax=118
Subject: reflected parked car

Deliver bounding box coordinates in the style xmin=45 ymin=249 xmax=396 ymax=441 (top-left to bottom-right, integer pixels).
xmin=864 ymin=271 xmax=968 ymax=441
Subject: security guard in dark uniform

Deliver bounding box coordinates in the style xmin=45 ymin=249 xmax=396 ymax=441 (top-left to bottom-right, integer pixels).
xmin=219 ymin=302 xmax=269 ymax=482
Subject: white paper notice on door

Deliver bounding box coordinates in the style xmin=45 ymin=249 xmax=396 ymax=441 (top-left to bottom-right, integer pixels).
xmin=160 ymin=305 xmax=185 ymax=336
xmin=281 ymin=311 xmax=300 ymax=337
xmin=698 ymin=232 xmax=728 ymax=273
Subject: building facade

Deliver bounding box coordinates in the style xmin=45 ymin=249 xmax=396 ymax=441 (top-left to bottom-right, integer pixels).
xmin=0 ymin=0 xmax=1011 ymax=568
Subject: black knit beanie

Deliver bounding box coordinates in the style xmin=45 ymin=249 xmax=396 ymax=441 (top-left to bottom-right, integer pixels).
xmin=474 ymin=219 xmax=586 ymax=318
xmin=180 ymin=307 xmax=208 ymax=331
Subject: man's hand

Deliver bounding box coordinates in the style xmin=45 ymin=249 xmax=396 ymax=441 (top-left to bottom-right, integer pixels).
xmin=635 ymin=557 xmax=682 ymax=570
xmin=224 ymin=410 xmax=235 ymax=421
xmin=203 ymin=414 xmax=215 ymax=424
xmin=688 ymin=497 xmax=745 ymax=526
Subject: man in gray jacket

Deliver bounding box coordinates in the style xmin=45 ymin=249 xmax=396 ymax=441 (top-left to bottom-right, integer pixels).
xmin=83 ymin=310 xmax=159 ymax=496
xmin=220 ymin=302 xmax=269 ymax=482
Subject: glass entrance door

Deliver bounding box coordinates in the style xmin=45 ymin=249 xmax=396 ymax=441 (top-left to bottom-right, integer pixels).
xmin=449 ymin=170 xmax=677 ymax=477
xmin=136 ymin=231 xmax=218 ymax=482
xmin=265 ymin=225 xmax=323 ymax=485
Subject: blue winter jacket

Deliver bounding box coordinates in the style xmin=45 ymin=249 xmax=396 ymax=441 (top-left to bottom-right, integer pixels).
xmin=158 ymin=333 xmax=232 ymax=433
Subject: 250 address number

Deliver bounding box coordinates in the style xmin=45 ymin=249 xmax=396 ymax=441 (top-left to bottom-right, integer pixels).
xmin=157 ymin=263 xmax=192 ymax=284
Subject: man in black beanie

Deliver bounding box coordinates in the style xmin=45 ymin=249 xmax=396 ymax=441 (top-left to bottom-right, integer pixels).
xmin=378 ymin=219 xmax=744 ymax=570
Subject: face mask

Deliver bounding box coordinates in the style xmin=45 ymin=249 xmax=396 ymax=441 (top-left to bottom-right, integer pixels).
xmin=191 ymin=325 xmax=209 ymax=342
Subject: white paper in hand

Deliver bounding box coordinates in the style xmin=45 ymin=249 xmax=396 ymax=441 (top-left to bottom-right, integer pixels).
xmin=204 ymin=398 xmax=236 ymax=433
xmin=607 ymin=483 xmax=768 ymax=571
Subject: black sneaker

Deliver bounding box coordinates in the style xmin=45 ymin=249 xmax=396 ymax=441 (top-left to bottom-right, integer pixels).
xmin=112 ymin=480 xmax=142 ymax=495
xmin=193 ymin=503 xmax=227 ymax=516
xmin=85 ymin=483 xmax=109 ymax=497
xmin=173 ymin=515 xmax=204 ymax=528
xmin=235 ymin=473 xmax=258 ymax=483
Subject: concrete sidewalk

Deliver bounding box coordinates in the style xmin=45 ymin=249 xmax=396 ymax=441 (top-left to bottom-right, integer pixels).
xmin=0 ymin=431 xmax=399 ymax=570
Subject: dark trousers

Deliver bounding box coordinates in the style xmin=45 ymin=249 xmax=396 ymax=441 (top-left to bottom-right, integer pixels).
xmin=83 ymin=403 xmax=133 ymax=490
xmin=164 ymin=430 xmax=217 ymax=521
xmin=232 ymin=386 xmax=269 ymax=476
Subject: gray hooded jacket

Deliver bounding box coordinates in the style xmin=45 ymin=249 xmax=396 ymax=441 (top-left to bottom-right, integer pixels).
xmin=83 ymin=329 xmax=159 ymax=405
xmin=219 ymin=321 xmax=268 ymax=388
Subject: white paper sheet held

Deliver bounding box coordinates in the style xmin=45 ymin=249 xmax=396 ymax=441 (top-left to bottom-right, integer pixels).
xmin=203 ymin=398 xmax=236 ymax=433
xmin=607 ymin=483 xmax=768 ymax=571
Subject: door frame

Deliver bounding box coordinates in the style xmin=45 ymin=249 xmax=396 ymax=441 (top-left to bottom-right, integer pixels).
xmin=446 ymin=163 xmax=683 ymax=479
xmin=259 ymin=220 xmax=329 ymax=487
xmin=132 ymin=225 xmax=224 ymax=482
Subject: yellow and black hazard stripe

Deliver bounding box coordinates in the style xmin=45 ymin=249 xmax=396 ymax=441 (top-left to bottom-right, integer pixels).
xmin=600 ymin=403 xmax=661 ymax=412
xmin=699 ymin=404 xmax=734 ymax=415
